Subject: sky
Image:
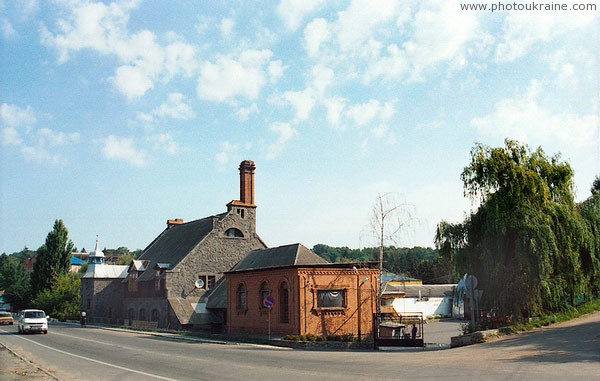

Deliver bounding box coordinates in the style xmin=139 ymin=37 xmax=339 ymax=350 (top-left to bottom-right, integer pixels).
xmin=1 ymin=0 xmax=599 ymax=255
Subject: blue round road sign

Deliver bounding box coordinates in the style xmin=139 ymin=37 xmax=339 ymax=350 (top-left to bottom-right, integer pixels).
xmin=263 ymin=296 xmax=274 ymax=308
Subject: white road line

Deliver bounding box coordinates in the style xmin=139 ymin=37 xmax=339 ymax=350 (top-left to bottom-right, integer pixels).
xmin=5 ymin=331 xmax=178 ymax=381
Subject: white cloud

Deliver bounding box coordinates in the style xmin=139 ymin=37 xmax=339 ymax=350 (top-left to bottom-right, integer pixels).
xmin=236 ymin=103 xmax=259 ymax=121
xmin=496 ymin=8 xmax=598 ymax=63
xmin=304 ymin=18 xmax=330 ymax=58
xmin=268 ymin=60 xmax=284 ymax=82
xmin=335 ymin=0 xmax=398 ymax=53
xmin=472 ymin=80 xmax=599 ymax=149
xmin=346 ymin=100 xmax=395 ymax=127
xmin=282 ymin=89 xmax=316 ymax=122
xmin=323 ymin=96 xmax=347 ymax=127
xmin=1 ymin=18 xmax=16 ymax=38
xmin=197 ymin=49 xmax=279 ymax=102
xmin=215 ymin=141 xmax=239 ymax=166
xmin=112 ymin=64 xmax=154 ymax=98
xmin=220 ymin=18 xmax=235 ymax=38
xmin=277 ymin=0 xmax=326 ymax=31
xmin=102 ymin=135 xmax=147 ymax=167
xmin=267 ymin=122 xmax=297 ymax=159
xmin=1 ymin=103 xmax=37 ymax=127
xmin=1 ymin=104 xmax=80 ymax=164
xmin=40 ymin=1 xmax=198 ymax=98
xmin=154 ymin=93 xmax=195 ymax=120
xmin=149 ymin=133 xmax=179 ymax=155
xmin=1 ymin=127 xmax=23 ymax=146
xmin=366 ymin=1 xmax=483 ymax=82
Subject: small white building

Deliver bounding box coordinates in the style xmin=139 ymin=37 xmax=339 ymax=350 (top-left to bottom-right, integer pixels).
xmin=382 ymin=283 xmax=455 ymax=319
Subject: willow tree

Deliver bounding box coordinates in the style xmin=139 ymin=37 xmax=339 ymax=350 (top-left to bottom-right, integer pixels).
xmin=436 ymin=139 xmax=598 ymax=321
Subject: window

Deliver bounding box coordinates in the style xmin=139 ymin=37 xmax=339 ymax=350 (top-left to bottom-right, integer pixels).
xmin=127 ymin=308 xmax=136 ymax=320
xmin=317 ymin=289 xmax=346 ymax=308
xmin=151 ymin=309 xmax=159 ymax=322
xmin=128 ymin=272 xmax=138 ymax=292
xmin=197 ymin=275 xmax=216 ymax=290
xmin=139 ymin=308 xmax=147 ymax=321
xmin=279 ymin=282 xmax=289 ymax=323
xmin=259 ymin=282 xmax=270 ymax=309
xmin=237 ymin=283 xmax=247 ymax=310
xmin=155 ymin=270 xmax=161 ymax=291
xmin=225 ymin=228 xmax=244 ymax=238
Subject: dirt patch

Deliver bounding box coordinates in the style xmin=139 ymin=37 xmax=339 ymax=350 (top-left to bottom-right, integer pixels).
xmin=0 ymin=345 xmax=56 ymax=380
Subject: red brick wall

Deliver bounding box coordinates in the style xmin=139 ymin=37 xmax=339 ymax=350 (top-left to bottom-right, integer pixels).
xmin=226 ymin=267 xmax=378 ymax=339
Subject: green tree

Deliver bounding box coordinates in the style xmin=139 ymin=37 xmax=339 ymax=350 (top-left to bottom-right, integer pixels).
xmin=591 ymin=175 xmax=600 ymax=195
xmin=31 ymin=219 xmax=74 ymax=297
xmin=436 ymin=139 xmax=598 ymax=320
xmin=32 ymin=272 xmax=81 ymax=321
xmin=0 ymin=255 xmax=32 ymax=311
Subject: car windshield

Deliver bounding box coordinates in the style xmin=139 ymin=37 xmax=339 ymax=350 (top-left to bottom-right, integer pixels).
xmin=24 ymin=311 xmax=45 ymax=318
xmin=0 ymin=312 xmax=11 ymax=317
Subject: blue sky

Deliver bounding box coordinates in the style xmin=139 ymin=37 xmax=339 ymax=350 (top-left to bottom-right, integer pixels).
xmin=1 ymin=0 xmax=599 ymax=254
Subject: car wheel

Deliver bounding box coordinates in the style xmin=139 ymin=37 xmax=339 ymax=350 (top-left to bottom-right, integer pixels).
xmin=43 ymin=330 xmax=48 ymax=334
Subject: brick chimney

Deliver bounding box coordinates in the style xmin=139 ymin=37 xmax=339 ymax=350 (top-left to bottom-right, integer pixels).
xmin=228 ymin=160 xmax=256 ymax=209
xmin=239 ymin=160 xmax=255 ymax=205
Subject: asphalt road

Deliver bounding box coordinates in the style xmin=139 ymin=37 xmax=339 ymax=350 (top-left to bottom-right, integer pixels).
xmin=0 ymin=312 xmax=598 ymax=380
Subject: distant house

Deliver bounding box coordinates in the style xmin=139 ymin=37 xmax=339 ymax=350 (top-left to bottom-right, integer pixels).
xmin=382 ymin=282 xmax=455 ymax=318
xmin=70 ymin=255 xmax=85 ymax=273
xmin=81 ymin=161 xmax=267 ymax=329
xmin=224 ymin=244 xmax=379 ymax=339
xmin=81 ymin=241 xmax=129 ymax=323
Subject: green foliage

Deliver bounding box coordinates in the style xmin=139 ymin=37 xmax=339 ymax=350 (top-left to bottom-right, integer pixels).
xmin=31 ymin=219 xmax=74 ymax=297
xmin=436 ymin=139 xmax=600 ymax=321
xmin=32 ymin=272 xmax=81 ymax=321
xmin=312 ymin=244 xmax=452 ymax=283
xmin=591 ymin=175 xmax=600 ymax=195
xmin=0 ymin=255 xmax=33 ymax=310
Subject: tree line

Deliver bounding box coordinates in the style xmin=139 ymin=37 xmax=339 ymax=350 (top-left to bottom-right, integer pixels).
xmin=312 ymin=244 xmax=453 ymax=284
xmin=0 ymin=222 xmax=140 ymax=320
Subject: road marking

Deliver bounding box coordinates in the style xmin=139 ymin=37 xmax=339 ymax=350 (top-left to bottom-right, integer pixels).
xmin=8 ymin=332 xmax=178 ymax=381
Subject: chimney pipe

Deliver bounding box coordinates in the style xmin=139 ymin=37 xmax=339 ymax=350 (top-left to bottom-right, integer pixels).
xmin=239 ymin=160 xmax=256 ymax=205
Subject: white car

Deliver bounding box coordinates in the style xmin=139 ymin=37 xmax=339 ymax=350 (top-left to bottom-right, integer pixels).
xmin=18 ymin=309 xmax=48 ymax=334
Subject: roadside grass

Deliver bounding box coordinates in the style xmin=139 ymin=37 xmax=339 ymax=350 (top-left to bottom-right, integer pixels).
xmin=508 ymin=298 xmax=600 ymax=333
xmin=463 ymin=298 xmax=600 ymax=335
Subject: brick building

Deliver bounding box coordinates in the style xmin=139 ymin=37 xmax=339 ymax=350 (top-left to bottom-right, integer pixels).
xmin=81 ymin=160 xmax=267 ymax=329
xmin=224 ymin=244 xmax=379 ymax=339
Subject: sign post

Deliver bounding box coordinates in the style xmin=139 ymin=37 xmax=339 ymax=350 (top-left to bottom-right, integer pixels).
xmin=263 ymin=296 xmax=274 ymax=339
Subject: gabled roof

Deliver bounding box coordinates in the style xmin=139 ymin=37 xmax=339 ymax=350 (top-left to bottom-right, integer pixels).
xmin=136 ymin=214 xmax=225 ymax=281
xmin=227 ymin=243 xmax=329 ymax=272
xmin=81 ymin=265 xmax=128 ymax=279
xmin=129 ymin=260 xmax=148 ymax=272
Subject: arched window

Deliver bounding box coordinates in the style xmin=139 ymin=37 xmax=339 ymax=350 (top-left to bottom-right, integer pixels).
xmin=237 ymin=283 xmax=247 ymax=310
xmin=127 ymin=308 xmax=136 ymax=320
xmin=151 ymin=309 xmax=160 ymax=322
xmin=279 ymin=282 xmax=290 ymax=323
xmin=139 ymin=308 xmax=147 ymax=321
xmin=225 ymin=228 xmax=244 ymax=238
xmin=259 ymin=282 xmax=270 ymax=309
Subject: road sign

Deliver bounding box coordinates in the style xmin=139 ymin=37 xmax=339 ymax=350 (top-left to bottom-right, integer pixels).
xmin=263 ymin=296 xmax=274 ymax=309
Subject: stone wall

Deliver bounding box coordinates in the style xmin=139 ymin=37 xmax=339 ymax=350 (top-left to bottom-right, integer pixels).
xmin=167 ymin=206 xmax=265 ymax=300
xmin=81 ymin=278 xmax=125 ymax=324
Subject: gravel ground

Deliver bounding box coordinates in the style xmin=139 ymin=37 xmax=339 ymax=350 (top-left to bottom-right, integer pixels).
xmin=0 ymin=345 xmax=56 ymax=380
